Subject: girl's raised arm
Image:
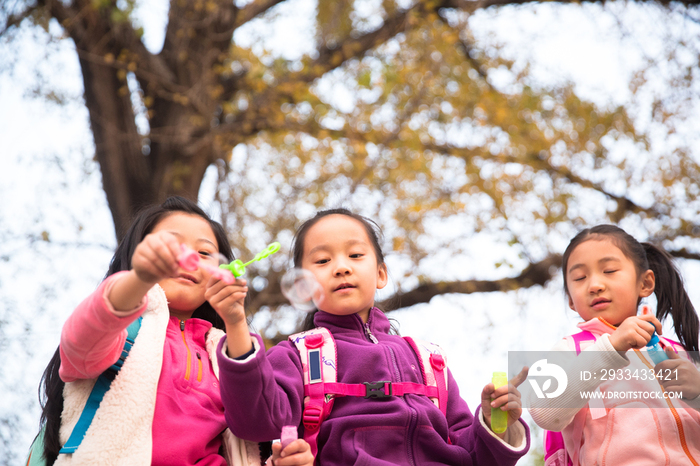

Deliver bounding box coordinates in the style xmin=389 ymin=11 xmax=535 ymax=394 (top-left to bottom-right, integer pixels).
xmin=108 ymin=230 xmax=181 ymax=311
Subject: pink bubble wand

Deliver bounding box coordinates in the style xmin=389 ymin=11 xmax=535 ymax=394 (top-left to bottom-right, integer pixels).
xmin=177 ymin=245 xmax=235 ymax=284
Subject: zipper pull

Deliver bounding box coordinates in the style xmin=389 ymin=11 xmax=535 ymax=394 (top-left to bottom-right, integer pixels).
xmin=364 ymin=323 xmax=379 ymax=344
xmin=180 ymin=320 xmax=185 ymax=331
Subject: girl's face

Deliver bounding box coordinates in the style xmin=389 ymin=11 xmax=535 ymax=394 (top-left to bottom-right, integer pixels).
xmin=301 ymin=214 xmax=388 ymax=322
xmin=151 ymin=212 xmax=220 ymax=319
xmin=566 ymin=238 xmax=655 ymax=326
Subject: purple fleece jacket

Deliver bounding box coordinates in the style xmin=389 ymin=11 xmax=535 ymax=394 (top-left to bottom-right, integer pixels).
xmin=218 ymin=308 xmax=530 ymax=465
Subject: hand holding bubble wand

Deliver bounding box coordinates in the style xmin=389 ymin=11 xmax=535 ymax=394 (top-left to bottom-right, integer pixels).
xmin=280 ymin=425 xmax=298 ymax=449
xmin=640 ymin=304 xmax=669 ymax=364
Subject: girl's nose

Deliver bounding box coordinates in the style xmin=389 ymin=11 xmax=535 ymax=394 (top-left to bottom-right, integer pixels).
xmin=333 ymin=260 xmax=351 ymax=276
xmin=588 ymin=275 xmax=605 ymax=293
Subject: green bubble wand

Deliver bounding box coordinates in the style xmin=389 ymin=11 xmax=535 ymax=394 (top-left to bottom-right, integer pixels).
xmin=220 ymin=242 xmax=281 ymax=277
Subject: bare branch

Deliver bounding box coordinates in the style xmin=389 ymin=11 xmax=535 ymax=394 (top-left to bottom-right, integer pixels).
xmin=257 ymin=254 xmax=562 ymax=345
xmin=378 ymin=254 xmax=562 ymax=311
xmin=668 ymin=248 xmax=700 ymax=262
xmin=233 ymin=0 xmax=286 ymax=28
xmin=1 ymin=4 xmax=38 ymax=36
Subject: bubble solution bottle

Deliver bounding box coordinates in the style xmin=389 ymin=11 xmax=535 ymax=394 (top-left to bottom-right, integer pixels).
xmin=491 ymin=372 xmax=508 ymax=434
xmin=646 ymin=331 xmax=669 ymax=365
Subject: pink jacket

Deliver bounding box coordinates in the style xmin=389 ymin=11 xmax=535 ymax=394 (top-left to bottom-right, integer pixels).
xmin=59 ymin=272 xmax=229 ymax=466
xmin=530 ymin=317 xmax=700 ymax=466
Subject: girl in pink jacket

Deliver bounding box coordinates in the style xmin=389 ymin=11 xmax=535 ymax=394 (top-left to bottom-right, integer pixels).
xmin=530 ymin=224 xmax=700 ymax=466
xmin=31 ymin=197 xmax=313 ymax=466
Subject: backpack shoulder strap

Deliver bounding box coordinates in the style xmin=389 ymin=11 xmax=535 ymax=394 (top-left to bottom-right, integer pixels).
xmin=658 ymin=336 xmax=689 ymax=359
xmin=566 ymin=331 xmax=596 ymax=355
xmin=544 ymin=429 xmax=572 ymax=466
xmin=403 ymin=337 xmax=448 ymax=416
xmin=58 ymin=316 xmax=142 ymax=454
xmin=543 ymin=330 xmax=598 ymax=466
xmin=289 ymin=327 xmax=337 ymax=458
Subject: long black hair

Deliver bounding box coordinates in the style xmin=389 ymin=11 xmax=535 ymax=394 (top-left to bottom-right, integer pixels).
xmin=37 ymin=196 xmax=233 ymax=464
xmin=562 ymin=224 xmax=699 ymax=362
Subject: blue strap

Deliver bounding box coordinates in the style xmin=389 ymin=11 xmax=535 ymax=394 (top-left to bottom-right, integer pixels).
xmin=59 ymin=317 xmax=141 ymax=454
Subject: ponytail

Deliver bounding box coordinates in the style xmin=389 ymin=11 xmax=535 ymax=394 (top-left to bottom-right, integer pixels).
xmin=644 ymin=243 xmax=700 ymax=363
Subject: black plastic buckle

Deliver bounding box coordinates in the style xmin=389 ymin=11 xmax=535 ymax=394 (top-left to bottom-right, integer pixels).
xmin=364 ymin=381 xmax=392 ymax=398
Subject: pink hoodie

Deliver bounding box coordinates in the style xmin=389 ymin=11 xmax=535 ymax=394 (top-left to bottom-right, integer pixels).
xmin=59 ymin=272 xmax=228 ymax=466
xmin=530 ymin=317 xmax=700 ymax=466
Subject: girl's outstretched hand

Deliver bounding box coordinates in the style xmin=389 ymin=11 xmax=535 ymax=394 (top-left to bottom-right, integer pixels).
xmin=110 ymin=230 xmax=182 ymax=312
xmin=609 ymin=314 xmax=663 ymax=352
xmin=656 ymin=348 xmax=700 ymax=401
xmin=481 ymin=367 xmax=529 ymax=439
xmin=265 ymin=439 xmax=315 ymax=466
xmin=131 ymin=230 xmax=181 ymax=284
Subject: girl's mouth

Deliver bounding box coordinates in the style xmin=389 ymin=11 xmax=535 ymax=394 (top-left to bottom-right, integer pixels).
xmin=334 ymin=283 xmax=354 ymax=291
xmin=178 ymin=273 xmax=198 ymax=284
xmin=591 ymin=298 xmax=611 ymax=310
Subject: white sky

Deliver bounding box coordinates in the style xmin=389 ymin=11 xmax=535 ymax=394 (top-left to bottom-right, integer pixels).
xmin=1 ymin=1 xmax=699 ymax=464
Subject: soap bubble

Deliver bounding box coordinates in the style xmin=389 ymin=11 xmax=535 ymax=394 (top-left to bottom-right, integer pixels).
xmin=280 ymin=268 xmax=322 ymax=312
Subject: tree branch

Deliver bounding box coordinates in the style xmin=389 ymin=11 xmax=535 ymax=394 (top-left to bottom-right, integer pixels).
xmin=233 ymin=0 xmax=286 ymax=28
xmin=257 ymin=254 xmax=562 ymax=346
xmin=667 ymin=248 xmax=700 ymax=262
xmin=377 ymin=253 xmax=561 ymax=311
xmin=288 ymin=6 xmax=412 ymax=84
xmin=0 ymin=4 xmax=39 ymax=36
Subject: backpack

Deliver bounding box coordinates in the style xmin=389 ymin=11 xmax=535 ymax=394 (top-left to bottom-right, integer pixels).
xmin=288 ymin=327 xmax=449 ymax=457
xmin=543 ymin=330 xmax=686 ymax=466
xmin=26 ymin=317 xmax=142 ymax=466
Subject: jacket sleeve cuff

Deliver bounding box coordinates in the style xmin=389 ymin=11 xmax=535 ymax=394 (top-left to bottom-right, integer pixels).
xmin=595 ymin=333 xmax=631 ymax=364
xmin=218 ymin=333 xmax=262 ymax=363
xmin=102 ymin=271 xmax=149 ymax=317
xmin=477 ymin=407 xmax=528 ymax=452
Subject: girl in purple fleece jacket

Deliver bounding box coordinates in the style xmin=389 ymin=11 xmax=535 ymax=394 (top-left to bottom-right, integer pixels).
xmin=217 ymin=209 xmax=531 ymax=465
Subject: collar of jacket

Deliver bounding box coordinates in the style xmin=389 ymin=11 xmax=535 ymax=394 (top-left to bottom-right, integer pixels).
xmin=313 ymin=307 xmax=391 ymax=337
xmin=577 ymin=316 xmax=617 ymax=337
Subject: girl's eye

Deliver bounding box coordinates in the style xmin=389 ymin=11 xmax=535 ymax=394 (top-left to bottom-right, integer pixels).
xmin=315 ymin=258 xmax=329 ymax=265
xmin=199 ymin=251 xmax=212 ymax=257
xmin=350 ymin=253 xmax=363 ymax=259
xmin=572 ymin=276 xmax=585 ymax=282
xmin=604 ymin=270 xmax=618 ymax=274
